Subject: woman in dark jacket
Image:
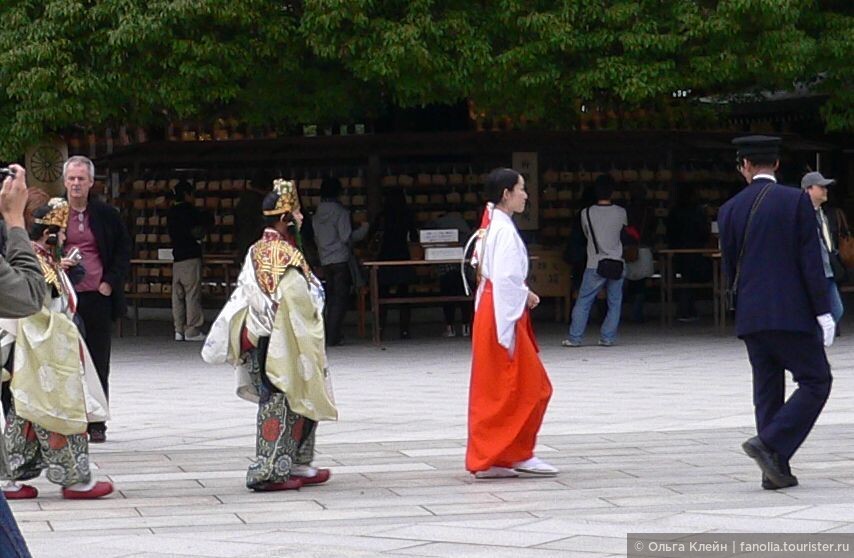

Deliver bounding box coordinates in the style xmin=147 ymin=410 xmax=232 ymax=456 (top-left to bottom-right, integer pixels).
xmin=666 ymin=186 xmax=711 ymax=321
xmin=373 ymin=190 xmax=418 ymax=339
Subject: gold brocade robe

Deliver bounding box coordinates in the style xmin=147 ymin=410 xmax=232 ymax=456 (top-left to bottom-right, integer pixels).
xmin=1 ymin=249 xmax=109 ymax=435
xmin=202 ymin=230 xmax=337 ymax=422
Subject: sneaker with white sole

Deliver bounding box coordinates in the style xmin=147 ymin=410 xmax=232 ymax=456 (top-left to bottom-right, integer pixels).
xmin=597 ymin=339 xmax=615 ymax=347
xmin=513 ymin=456 xmax=559 ymax=476
xmin=174 ymin=332 xmax=184 ymax=341
xmin=461 ymin=324 xmax=471 ymax=337
xmin=442 ymin=325 xmax=456 ymax=338
xmin=561 ymin=339 xmax=582 ymax=347
xmin=474 ymin=466 xmax=519 ymax=479
xmin=184 ymin=332 xmax=206 ymax=342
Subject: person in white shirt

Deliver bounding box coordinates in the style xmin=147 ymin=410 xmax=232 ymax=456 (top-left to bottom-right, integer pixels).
xmin=563 ymin=175 xmax=627 ymax=347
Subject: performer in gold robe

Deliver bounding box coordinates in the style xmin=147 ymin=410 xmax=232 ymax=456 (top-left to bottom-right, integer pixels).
xmin=0 ymin=198 xmax=113 ymax=500
xmin=203 ymin=179 xmax=337 ymax=491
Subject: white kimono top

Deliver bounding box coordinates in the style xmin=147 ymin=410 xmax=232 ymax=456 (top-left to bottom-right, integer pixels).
xmin=477 ymin=209 xmax=530 ymax=352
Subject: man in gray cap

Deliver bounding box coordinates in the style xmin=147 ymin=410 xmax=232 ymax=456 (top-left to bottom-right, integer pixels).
xmin=802 ymin=171 xmax=844 ymax=323
xmin=718 ymin=135 xmax=834 ymax=490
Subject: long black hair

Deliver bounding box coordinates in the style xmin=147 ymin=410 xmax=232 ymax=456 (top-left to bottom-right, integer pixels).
xmin=484 ymin=168 xmax=521 ymax=205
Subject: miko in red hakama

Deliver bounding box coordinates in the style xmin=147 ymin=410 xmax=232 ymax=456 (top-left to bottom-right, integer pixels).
xmin=465 ymin=207 xmax=553 ymax=474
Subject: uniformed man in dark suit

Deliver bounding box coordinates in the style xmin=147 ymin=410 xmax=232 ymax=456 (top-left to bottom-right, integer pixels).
xmin=718 ymin=135 xmax=835 ymax=490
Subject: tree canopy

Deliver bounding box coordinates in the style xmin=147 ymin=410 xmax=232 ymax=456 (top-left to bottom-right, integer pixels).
xmin=0 ymin=0 xmax=850 ymax=158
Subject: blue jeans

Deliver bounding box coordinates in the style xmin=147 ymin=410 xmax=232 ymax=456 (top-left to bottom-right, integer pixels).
xmin=0 ymin=492 xmax=31 ymax=558
xmin=828 ymin=278 xmax=844 ymax=324
xmin=568 ymin=268 xmax=624 ymax=344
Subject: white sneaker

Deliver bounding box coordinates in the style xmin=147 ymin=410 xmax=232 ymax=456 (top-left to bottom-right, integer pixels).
xmin=174 ymin=332 xmax=184 ymax=341
xmin=184 ymin=332 xmax=206 ymax=342
xmin=461 ymin=324 xmax=471 ymax=337
xmin=513 ymin=457 xmax=559 ymax=476
xmin=474 ymin=466 xmax=519 ymax=479
xmin=442 ymin=325 xmax=456 ymax=338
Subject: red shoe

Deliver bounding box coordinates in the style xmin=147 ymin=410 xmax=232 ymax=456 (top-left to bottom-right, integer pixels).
xmin=294 ymin=468 xmax=331 ymax=486
xmin=3 ymin=485 xmax=38 ymax=499
xmin=251 ymin=478 xmax=303 ymax=492
xmin=62 ymin=481 xmax=114 ymax=500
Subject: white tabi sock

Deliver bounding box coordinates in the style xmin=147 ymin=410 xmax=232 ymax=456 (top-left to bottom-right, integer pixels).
xmin=65 ymin=477 xmax=96 ymax=492
xmin=291 ymin=465 xmax=317 ymax=477
xmin=1 ymin=481 xmax=23 ymax=492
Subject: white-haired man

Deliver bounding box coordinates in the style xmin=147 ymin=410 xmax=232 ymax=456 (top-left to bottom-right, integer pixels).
xmin=62 ymin=156 xmax=130 ymax=443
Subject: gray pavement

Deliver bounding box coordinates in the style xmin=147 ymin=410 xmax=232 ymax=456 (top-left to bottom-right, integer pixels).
xmin=11 ymin=318 xmax=854 ymax=557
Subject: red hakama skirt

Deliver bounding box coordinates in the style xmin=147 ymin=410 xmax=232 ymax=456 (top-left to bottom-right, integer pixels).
xmin=465 ymin=281 xmax=552 ymax=472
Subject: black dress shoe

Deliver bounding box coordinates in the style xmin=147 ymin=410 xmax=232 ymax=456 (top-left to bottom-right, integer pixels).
xmin=762 ymin=473 xmax=798 ymax=490
xmin=742 ymin=436 xmax=793 ymax=487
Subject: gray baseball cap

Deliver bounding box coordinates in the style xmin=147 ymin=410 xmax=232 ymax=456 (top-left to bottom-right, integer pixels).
xmin=801 ymin=171 xmax=835 ymax=189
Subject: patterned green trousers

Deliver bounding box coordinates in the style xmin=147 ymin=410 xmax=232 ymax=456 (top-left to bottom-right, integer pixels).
xmin=3 ymin=412 xmax=91 ymax=487
xmin=245 ymin=340 xmax=317 ymax=489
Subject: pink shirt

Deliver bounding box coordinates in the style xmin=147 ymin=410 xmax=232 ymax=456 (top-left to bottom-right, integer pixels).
xmin=65 ymin=207 xmax=104 ymax=292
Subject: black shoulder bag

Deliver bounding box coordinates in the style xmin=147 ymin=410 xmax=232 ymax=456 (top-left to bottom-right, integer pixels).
xmin=586 ymin=207 xmax=623 ymax=280
xmin=727 ymin=183 xmax=773 ymax=311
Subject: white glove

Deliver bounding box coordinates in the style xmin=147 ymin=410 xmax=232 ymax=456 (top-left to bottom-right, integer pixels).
xmin=817 ymin=313 xmax=835 ymax=347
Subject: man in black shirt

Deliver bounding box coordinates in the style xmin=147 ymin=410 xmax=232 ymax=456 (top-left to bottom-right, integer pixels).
xmin=167 ymin=181 xmax=212 ymax=341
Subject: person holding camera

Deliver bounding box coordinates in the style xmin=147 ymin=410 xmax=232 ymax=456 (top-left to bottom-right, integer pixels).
xmin=62 ymin=156 xmax=130 ymax=443
xmin=0 ymin=164 xmax=40 ymax=558
xmin=0 ymin=166 xmax=44 ymax=319
xmin=0 ymin=197 xmax=113 ymax=501
xmin=167 ymin=180 xmax=213 ymax=342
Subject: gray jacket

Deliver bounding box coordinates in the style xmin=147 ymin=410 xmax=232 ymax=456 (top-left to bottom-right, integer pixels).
xmin=0 ymin=226 xmax=45 ymax=318
xmin=313 ymin=200 xmax=368 ymax=266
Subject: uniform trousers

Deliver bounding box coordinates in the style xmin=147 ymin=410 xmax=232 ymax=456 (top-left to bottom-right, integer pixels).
xmin=743 ymin=330 xmax=832 ymax=460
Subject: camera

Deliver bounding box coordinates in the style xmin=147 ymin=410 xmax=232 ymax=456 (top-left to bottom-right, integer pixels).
xmin=0 ymin=167 xmax=16 ymax=180
xmin=66 ymin=247 xmax=82 ymax=265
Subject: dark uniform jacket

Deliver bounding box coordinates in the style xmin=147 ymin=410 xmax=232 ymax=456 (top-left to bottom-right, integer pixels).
xmin=718 ymin=178 xmax=830 ymax=337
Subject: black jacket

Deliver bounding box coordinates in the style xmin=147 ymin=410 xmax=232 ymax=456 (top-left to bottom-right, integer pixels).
xmin=75 ymin=198 xmax=131 ymax=321
xmin=167 ymin=202 xmax=212 ymax=262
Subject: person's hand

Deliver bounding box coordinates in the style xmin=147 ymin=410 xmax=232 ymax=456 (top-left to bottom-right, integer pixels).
xmin=59 ymin=258 xmax=75 ymax=270
xmin=526 ymin=290 xmax=540 ymax=309
xmin=291 ymin=209 xmax=304 ymax=231
xmin=817 ymin=313 xmax=835 ymax=347
xmin=0 ymin=164 xmax=27 ymax=229
xmin=98 ymin=282 xmax=113 ymax=297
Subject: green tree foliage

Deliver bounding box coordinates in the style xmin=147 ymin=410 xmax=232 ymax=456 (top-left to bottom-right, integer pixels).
xmin=303 ymin=0 xmax=852 ymax=128
xmin=0 ymin=0 xmax=376 ymax=157
xmin=0 ymin=0 xmax=850 ymax=158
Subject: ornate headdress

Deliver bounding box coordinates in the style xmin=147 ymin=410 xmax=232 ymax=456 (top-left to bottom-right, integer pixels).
xmin=33 ymin=198 xmax=69 ymax=229
xmin=262 ymin=179 xmax=300 ymax=217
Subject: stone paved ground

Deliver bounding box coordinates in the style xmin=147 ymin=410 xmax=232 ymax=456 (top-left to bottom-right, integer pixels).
xmin=11 ymin=317 xmax=854 ymax=557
